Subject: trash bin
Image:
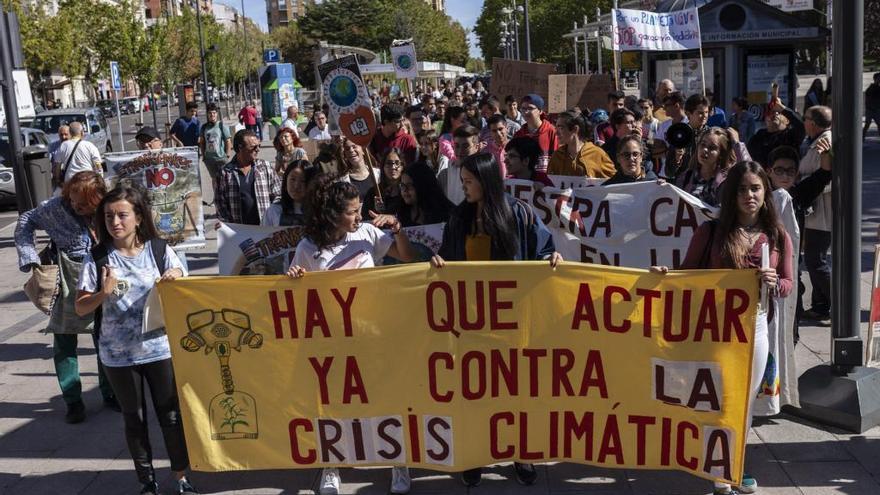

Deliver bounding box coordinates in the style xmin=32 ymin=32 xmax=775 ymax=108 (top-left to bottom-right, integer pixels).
xmin=20 ymin=146 xmax=52 ymax=209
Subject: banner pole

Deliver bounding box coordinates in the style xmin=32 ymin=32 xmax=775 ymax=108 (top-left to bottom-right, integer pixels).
xmin=695 ymin=0 xmax=706 ymax=97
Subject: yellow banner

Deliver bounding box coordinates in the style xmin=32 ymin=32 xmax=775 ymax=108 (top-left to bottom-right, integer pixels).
xmin=157 ymin=262 xmax=759 ymax=485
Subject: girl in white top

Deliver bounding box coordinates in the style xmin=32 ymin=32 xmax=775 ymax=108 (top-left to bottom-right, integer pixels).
xmin=286 ymin=174 xmax=415 ymax=495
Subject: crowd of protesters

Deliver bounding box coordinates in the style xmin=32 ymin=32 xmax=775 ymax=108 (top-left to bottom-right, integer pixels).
xmin=14 ymin=72 xmax=845 ymax=495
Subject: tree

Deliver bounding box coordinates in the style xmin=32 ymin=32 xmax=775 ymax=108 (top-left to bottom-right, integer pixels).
xmin=868 ymin=0 xmax=880 ymax=63
xmin=475 ymin=0 xmax=613 ymax=69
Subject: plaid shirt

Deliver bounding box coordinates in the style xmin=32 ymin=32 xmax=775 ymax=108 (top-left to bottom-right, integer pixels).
xmin=216 ymin=157 xmax=280 ymax=224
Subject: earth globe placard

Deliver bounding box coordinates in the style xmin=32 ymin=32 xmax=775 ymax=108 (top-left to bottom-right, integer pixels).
xmin=396 ymin=54 xmax=414 ymax=71
xmin=328 ymin=75 xmax=358 ymax=108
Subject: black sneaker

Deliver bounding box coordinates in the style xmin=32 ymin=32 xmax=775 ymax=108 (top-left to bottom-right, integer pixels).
xmin=140 ymin=481 xmax=159 ymax=495
xmin=103 ymin=396 xmax=122 ymax=412
xmin=513 ymin=462 xmax=538 ymax=485
xmin=177 ymin=477 xmax=199 ymax=495
xmin=461 ymin=467 xmax=482 ymax=487
xmin=65 ymin=401 xmax=85 ymax=424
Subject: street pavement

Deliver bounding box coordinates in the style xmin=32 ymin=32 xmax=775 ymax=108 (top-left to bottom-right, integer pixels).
xmin=0 ymin=121 xmax=879 ymax=495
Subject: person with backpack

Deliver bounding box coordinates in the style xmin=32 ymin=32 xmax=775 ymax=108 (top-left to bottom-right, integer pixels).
xmin=199 ymin=103 xmax=232 ymax=194
xmin=15 ymin=171 xmax=117 ymax=424
xmin=75 ymin=185 xmax=198 ymax=495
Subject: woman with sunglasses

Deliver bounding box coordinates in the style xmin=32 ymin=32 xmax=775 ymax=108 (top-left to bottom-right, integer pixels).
xmin=602 ymin=135 xmax=658 ymax=185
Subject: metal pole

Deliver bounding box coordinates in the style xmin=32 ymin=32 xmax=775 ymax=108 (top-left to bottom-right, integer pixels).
xmin=513 ymin=3 xmax=520 ymax=60
xmin=195 ymin=0 xmax=210 ymax=115
xmin=573 ymin=22 xmax=579 ymax=74
xmin=523 ymin=0 xmax=531 ymax=62
xmin=831 ymin=0 xmax=862 ymax=351
xmin=113 ymin=90 xmax=124 ymax=151
xmin=583 ymin=15 xmax=590 ymax=74
xmin=596 ymin=9 xmax=602 ymax=74
xmin=0 ymin=11 xmax=28 ymax=212
xmin=240 ymin=0 xmax=250 ymax=99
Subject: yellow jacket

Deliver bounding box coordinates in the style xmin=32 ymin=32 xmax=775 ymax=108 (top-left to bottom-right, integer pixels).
xmin=547 ymin=141 xmax=616 ymax=178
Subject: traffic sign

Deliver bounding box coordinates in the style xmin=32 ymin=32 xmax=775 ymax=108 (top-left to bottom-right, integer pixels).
xmin=110 ymin=61 xmax=122 ymax=91
xmin=263 ymin=49 xmax=280 ymax=63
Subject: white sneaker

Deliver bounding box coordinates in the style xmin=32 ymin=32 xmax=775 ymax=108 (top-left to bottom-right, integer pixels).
xmin=390 ymin=466 xmax=411 ymax=494
xmin=320 ymin=467 xmax=340 ymax=495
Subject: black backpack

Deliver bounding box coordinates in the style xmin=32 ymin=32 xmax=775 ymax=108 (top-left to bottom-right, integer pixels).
xmin=90 ymin=239 xmax=167 ymax=338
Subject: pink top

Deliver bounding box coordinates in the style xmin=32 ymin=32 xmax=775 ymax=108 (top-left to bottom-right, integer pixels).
xmin=439 ymin=133 xmax=455 ymax=162
xmin=681 ymin=221 xmax=793 ymax=298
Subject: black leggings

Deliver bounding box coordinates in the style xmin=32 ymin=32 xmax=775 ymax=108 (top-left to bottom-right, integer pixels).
xmin=103 ymin=358 xmax=189 ymax=483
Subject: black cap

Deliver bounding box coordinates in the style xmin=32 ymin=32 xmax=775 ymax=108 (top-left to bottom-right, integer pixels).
xmin=135 ymin=126 xmax=161 ymax=141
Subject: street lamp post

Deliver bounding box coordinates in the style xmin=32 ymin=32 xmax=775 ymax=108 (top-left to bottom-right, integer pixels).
xmin=193 ymin=0 xmax=210 ymax=116
xmin=522 ymin=0 xmax=531 ymax=62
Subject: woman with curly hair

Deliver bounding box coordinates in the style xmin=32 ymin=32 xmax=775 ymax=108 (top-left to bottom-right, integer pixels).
xmin=286 ymin=174 xmax=414 ymax=494
xmin=273 ymin=127 xmax=307 ymax=176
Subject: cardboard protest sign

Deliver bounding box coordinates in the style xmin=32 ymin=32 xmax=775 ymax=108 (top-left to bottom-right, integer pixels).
xmin=104 ymin=147 xmax=204 ymax=249
xmin=217 ymin=223 xmax=444 ymax=275
xmin=490 ymin=58 xmax=557 ymax=104
xmin=612 ymin=7 xmax=701 ymax=51
xmin=318 ymin=55 xmax=376 ymax=147
xmin=159 ymin=263 xmax=758 ymax=485
xmin=547 ymin=74 xmax=616 ymax=114
xmin=390 ymin=42 xmax=419 ymax=80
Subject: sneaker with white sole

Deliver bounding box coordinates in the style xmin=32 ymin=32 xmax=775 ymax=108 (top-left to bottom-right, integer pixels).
xmin=390 ymin=466 xmax=411 ymax=494
xmin=736 ymin=474 xmax=757 ymax=494
xmin=320 ymin=467 xmax=340 ymax=495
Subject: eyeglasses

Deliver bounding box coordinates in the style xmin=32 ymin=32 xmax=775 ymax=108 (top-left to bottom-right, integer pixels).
xmin=771 ymin=167 xmax=797 ymax=177
xmin=618 ymin=151 xmax=642 ymax=159
xmin=521 ymin=105 xmax=537 ymax=113
xmin=247 ymin=145 xmax=260 ymax=152
xmin=385 ymin=160 xmax=403 ymax=169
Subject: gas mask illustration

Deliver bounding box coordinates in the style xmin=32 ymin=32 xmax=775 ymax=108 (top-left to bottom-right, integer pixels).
xmin=182 ymin=309 xmax=263 ymax=440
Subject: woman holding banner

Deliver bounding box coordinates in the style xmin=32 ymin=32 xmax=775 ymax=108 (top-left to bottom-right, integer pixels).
xmin=74 ymin=185 xmax=196 ymax=495
xmin=430 ymin=152 xmax=561 ymax=488
xmin=602 ymin=135 xmax=658 ymax=185
xmin=286 ymin=174 xmax=415 ymax=494
xmin=652 ymin=161 xmax=793 ymax=495
xmin=262 ymin=160 xmax=317 ymax=227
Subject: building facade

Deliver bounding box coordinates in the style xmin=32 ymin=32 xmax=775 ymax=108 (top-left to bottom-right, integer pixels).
xmin=266 ymin=0 xmax=312 ymax=32
xmin=425 ymin=0 xmax=444 ymax=11
xmin=143 ymin=0 xmax=213 ymax=21
xmin=212 ymin=2 xmax=240 ymax=30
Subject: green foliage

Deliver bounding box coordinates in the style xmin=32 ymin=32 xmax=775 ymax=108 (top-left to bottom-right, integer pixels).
xmin=286 ymin=0 xmax=469 ymax=86
xmin=475 ymin=0 xmax=612 ymax=68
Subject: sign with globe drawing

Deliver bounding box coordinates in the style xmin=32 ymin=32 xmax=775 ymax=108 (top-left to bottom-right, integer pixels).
xmin=390 ymin=41 xmax=419 ymax=80
xmin=318 ymin=55 xmax=376 ymax=148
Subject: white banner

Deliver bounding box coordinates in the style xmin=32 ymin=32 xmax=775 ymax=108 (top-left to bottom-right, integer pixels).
xmin=390 ymin=42 xmax=419 ymax=80
xmin=504 ymin=180 xmax=715 ymax=268
xmin=217 ymin=222 xmax=444 ymax=275
xmin=763 ymin=0 xmax=813 ymax=12
xmin=611 ymin=7 xmax=701 ymax=52
xmin=104 ymin=147 xmax=205 ymax=249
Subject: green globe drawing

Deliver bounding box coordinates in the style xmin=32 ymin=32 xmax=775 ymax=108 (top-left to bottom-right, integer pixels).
xmin=329 ymin=76 xmax=358 ymax=107
xmin=397 ymin=55 xmax=413 ymax=70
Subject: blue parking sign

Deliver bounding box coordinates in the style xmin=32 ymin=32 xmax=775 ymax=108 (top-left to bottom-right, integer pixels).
xmin=110 ymin=61 xmax=122 ymax=91
xmin=263 ymin=49 xmax=280 ymax=63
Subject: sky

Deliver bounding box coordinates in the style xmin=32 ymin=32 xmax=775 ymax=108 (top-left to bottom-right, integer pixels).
xmin=215 ymin=0 xmax=486 ymax=59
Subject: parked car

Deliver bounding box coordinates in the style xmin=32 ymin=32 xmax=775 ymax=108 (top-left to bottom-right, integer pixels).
xmin=30 ymin=107 xmax=113 ymax=153
xmin=97 ymin=99 xmax=117 ymax=118
xmin=122 ymin=96 xmax=142 ymax=113
xmin=0 ymin=127 xmax=50 ymax=204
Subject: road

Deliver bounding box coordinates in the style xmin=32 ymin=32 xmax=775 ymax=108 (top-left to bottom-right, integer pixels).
xmin=105 ymin=99 xmax=245 ymax=153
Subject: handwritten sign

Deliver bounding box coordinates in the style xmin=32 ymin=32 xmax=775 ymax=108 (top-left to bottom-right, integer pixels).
xmin=490 ymin=58 xmax=557 ymax=104
xmin=611 ymin=7 xmax=701 ymax=52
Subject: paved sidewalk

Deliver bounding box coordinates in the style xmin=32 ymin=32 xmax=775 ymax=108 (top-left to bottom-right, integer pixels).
xmin=0 ymin=139 xmax=879 ymax=494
